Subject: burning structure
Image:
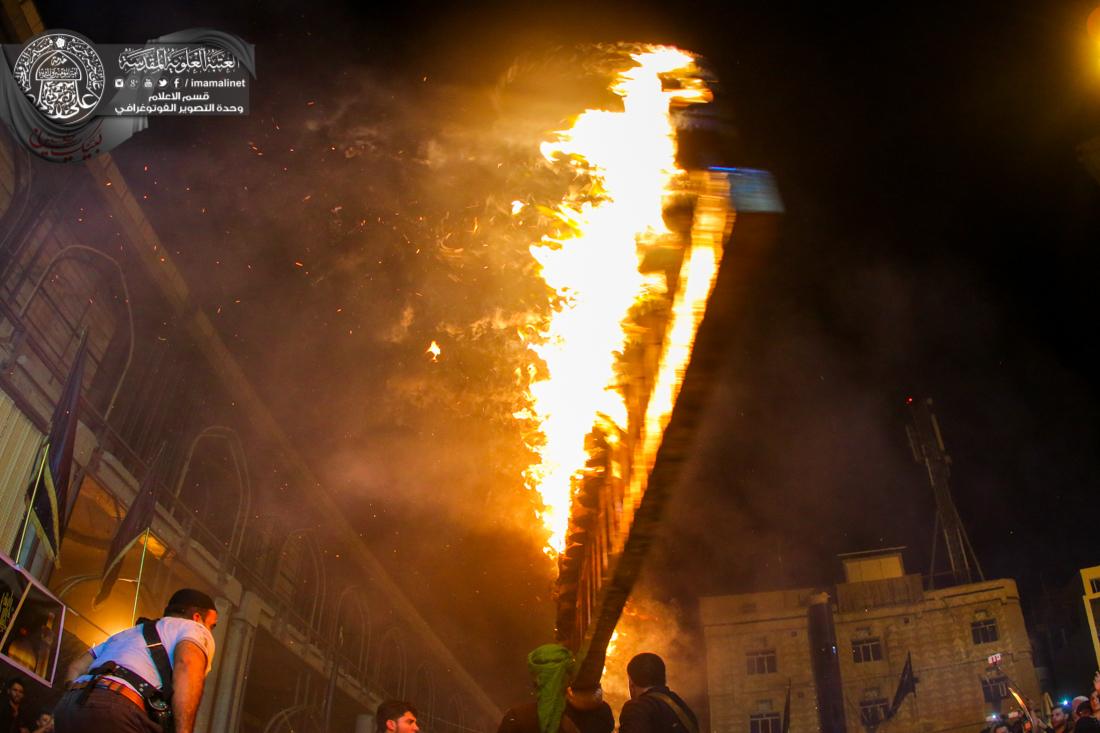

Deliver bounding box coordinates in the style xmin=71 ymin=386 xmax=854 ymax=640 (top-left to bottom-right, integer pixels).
xmin=511 ymin=47 xmax=782 ymax=693
xmin=3 ymin=13 xmax=778 ymax=731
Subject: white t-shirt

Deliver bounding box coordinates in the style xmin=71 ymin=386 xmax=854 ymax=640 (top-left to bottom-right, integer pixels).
xmin=81 ymin=617 xmax=216 ymax=694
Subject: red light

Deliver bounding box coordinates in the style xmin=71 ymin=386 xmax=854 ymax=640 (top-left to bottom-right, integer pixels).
xmin=905 ymin=396 xmax=913 ymax=404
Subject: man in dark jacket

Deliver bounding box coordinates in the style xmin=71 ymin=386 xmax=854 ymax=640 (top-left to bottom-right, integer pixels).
xmin=0 ymin=677 xmax=30 ymax=733
xmin=619 ymin=653 xmax=698 ymax=733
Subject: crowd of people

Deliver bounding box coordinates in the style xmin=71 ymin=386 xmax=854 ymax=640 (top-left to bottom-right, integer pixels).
xmin=985 ymin=677 xmax=1100 ymax=733
xmin=381 ymin=646 xmax=696 ymax=733
xmin=495 ymin=645 xmax=696 ymax=733
xmin=8 ymin=585 xmax=1099 ymax=733
xmin=0 ymin=676 xmax=53 ymax=733
xmin=1 ymin=587 xmax=696 ymax=733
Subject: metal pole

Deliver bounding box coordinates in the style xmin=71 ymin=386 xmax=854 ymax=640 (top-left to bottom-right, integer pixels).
xmin=322 ymin=624 xmax=342 ymax=730
xmin=14 ymin=441 xmax=49 ymax=566
xmin=131 ymin=528 xmax=151 ymax=625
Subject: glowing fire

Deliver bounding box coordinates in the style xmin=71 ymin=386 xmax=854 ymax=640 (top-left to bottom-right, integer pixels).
xmin=516 ymin=46 xmax=715 ymax=554
xmin=601 ymin=598 xmax=672 ymax=713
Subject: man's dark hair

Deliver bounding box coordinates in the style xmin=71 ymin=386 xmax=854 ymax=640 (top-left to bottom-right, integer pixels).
xmin=626 ymin=653 xmax=666 ymax=688
xmin=1076 ymin=701 xmax=1093 ymax=717
xmin=5 ymin=676 xmax=26 ymax=691
xmin=376 ymin=700 xmax=417 ymax=733
xmin=163 ymin=588 xmax=217 ymax=618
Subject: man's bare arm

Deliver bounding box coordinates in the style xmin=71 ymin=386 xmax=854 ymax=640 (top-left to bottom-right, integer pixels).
xmin=171 ymin=640 xmax=208 ymax=733
xmin=62 ymin=650 xmax=93 ymax=685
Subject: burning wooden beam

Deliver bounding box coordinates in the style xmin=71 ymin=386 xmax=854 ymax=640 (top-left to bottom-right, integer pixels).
xmin=557 ymin=168 xmax=782 ymax=691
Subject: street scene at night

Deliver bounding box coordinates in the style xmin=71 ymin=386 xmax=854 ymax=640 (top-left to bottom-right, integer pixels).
xmin=0 ymin=1 xmax=1098 ymax=732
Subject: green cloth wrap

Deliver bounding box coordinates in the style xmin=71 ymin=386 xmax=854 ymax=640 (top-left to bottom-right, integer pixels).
xmin=527 ymin=644 xmax=575 ymax=733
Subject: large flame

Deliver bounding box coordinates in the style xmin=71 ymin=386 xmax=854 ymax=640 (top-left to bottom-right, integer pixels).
xmin=517 ymin=46 xmax=714 ymax=554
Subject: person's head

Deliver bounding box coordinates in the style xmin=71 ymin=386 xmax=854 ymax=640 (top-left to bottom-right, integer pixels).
xmin=376 ymin=700 xmax=419 ymax=733
xmin=5 ymin=677 xmax=25 ymax=706
xmin=1075 ymin=699 xmax=1093 ymax=720
xmin=1091 ymin=690 xmax=1100 ymax=716
xmin=1052 ymin=705 xmax=1070 ymax=728
xmin=1076 ymin=716 xmax=1100 ymax=733
xmin=992 ymin=723 xmax=1009 ymax=733
xmin=626 ymin=653 xmax=666 ymax=700
xmin=35 ymin=712 xmax=53 ymax=727
xmin=163 ymin=588 xmax=218 ymax=633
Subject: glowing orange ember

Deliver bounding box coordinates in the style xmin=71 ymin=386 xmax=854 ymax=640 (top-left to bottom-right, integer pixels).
xmin=517 ymin=46 xmax=716 ymax=555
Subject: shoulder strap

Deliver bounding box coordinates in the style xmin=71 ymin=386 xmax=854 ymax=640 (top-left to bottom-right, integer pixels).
xmin=142 ymin=619 xmax=174 ymax=697
xmin=646 ymin=692 xmax=698 ymax=733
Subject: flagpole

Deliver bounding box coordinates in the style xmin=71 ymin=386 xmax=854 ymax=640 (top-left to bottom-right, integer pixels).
xmin=130 ymin=529 xmax=151 ymax=625
xmin=14 ymin=442 xmax=49 ymax=567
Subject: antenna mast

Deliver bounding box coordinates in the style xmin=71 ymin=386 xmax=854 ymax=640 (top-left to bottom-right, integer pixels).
xmin=905 ymin=397 xmax=984 ymax=587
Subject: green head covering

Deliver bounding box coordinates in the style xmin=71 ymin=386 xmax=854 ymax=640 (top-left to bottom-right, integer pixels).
xmin=527 ymin=644 xmax=575 ymax=733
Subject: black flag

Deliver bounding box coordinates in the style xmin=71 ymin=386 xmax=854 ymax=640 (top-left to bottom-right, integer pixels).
xmin=888 ymin=652 xmax=917 ymax=718
xmin=93 ymin=446 xmax=165 ymax=607
xmin=24 ymin=332 xmax=87 ymax=563
xmin=782 ymin=678 xmax=792 ymax=733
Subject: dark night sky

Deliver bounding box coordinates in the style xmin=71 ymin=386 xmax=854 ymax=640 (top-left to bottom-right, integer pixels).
xmin=36 ymin=0 xmax=1100 ymax=706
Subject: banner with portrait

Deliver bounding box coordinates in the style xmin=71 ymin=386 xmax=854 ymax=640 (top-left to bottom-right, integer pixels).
xmin=0 ymin=551 xmax=65 ymax=686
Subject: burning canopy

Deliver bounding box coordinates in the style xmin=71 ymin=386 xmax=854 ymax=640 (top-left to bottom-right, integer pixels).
xmin=516 ymin=46 xmax=720 ymax=557
xmin=508 ymin=45 xmax=772 ymax=689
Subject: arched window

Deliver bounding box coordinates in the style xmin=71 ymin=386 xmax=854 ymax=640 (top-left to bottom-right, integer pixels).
xmin=410 ymin=665 xmax=435 ymax=730
xmin=441 ymin=694 xmax=467 ymax=733
xmin=10 ymin=245 xmax=134 ymax=420
xmin=171 ymin=427 xmax=251 ymax=556
xmin=373 ymin=627 xmax=406 ymax=699
xmin=273 ymin=529 xmax=326 ymax=637
xmin=333 ymin=587 xmax=371 ymax=683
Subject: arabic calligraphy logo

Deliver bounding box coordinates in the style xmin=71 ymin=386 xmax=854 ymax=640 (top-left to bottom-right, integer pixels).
xmin=13 ymin=32 xmax=105 ymax=125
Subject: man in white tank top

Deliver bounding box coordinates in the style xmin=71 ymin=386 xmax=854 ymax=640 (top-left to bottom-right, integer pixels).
xmin=53 ymin=588 xmax=218 ymax=733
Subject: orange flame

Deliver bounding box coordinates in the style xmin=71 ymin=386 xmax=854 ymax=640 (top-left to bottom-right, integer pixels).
xmin=517 ymin=46 xmax=714 ymax=555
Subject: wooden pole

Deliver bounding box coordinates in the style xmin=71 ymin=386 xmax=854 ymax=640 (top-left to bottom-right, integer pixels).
xmin=130 ymin=529 xmax=151 ymax=625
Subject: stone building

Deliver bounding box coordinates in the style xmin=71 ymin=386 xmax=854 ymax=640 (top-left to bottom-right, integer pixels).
xmin=701 ymin=549 xmax=1040 ymax=733
xmin=0 ymin=5 xmax=499 ymax=731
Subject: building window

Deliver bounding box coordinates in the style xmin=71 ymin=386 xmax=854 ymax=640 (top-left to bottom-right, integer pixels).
xmin=859 ymin=699 xmax=890 ymax=727
xmin=971 ymin=618 xmax=999 ymax=645
xmin=750 ymin=713 xmax=781 ymax=733
xmin=1090 ymin=578 xmax=1100 ymax=595
xmin=981 ymin=675 xmax=1009 ymax=703
xmin=852 ymin=638 xmax=883 ymax=663
xmin=746 ymin=650 xmax=777 ymax=675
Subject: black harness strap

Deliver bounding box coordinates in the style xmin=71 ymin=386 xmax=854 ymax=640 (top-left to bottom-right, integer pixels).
xmin=141 ymin=619 xmax=174 ymax=699
xmin=85 ymin=660 xmax=159 ymax=700
xmin=646 ymin=692 xmax=699 ymax=733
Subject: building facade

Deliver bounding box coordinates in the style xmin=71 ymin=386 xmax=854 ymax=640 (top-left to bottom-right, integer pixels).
xmin=0 ymin=6 xmax=500 ymax=731
xmin=1078 ymin=566 xmax=1100 ymax=673
xmin=701 ymin=550 xmax=1040 ymax=733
